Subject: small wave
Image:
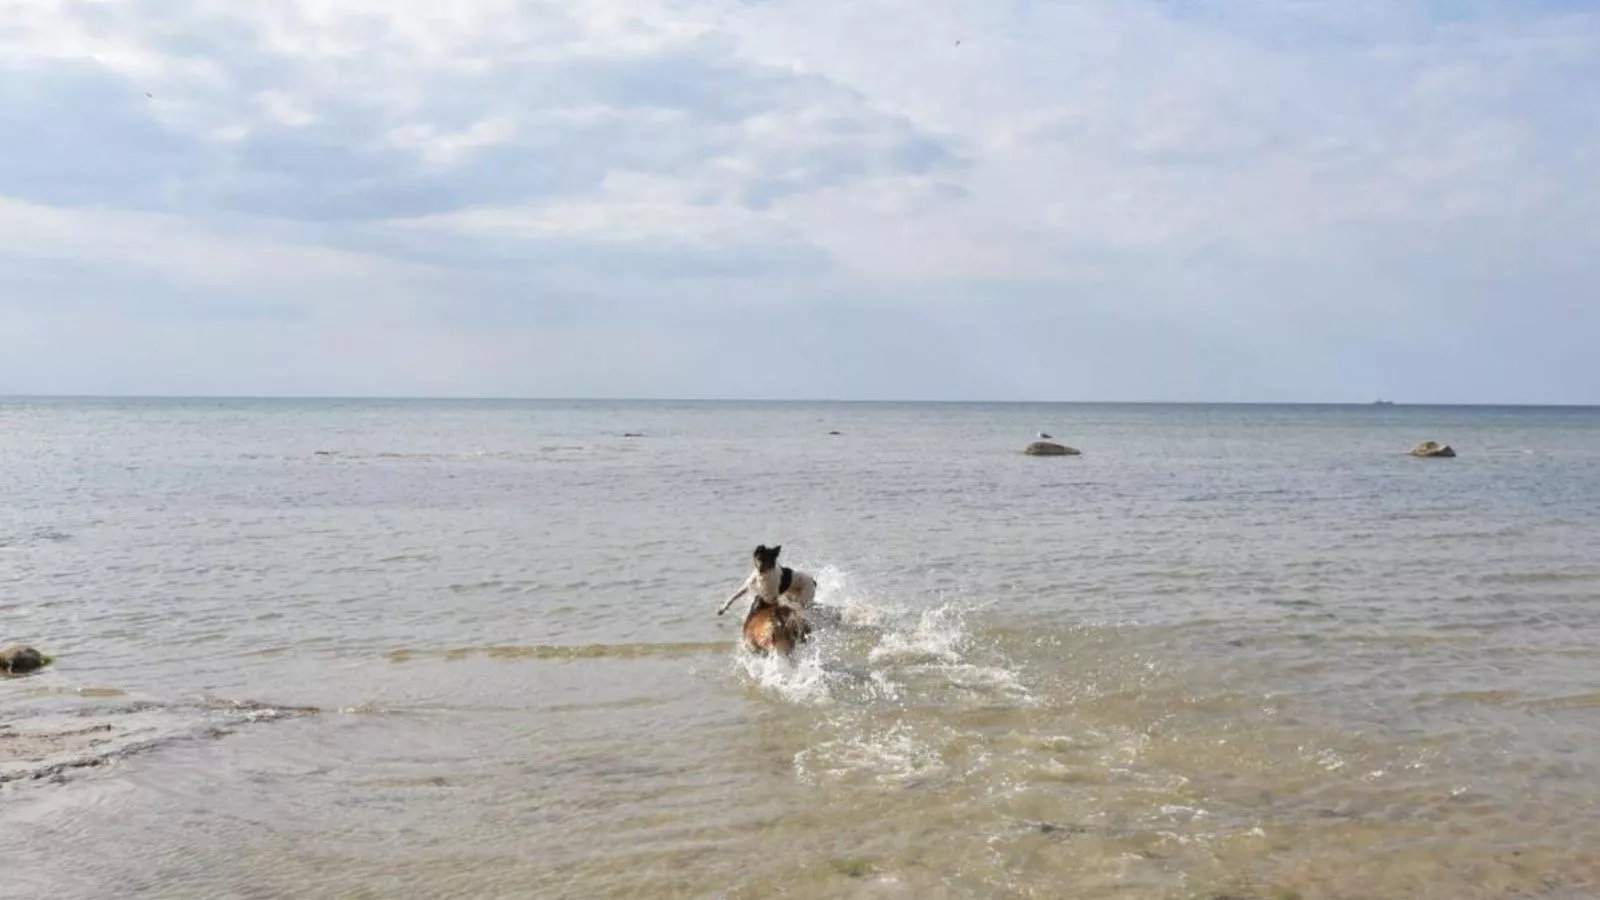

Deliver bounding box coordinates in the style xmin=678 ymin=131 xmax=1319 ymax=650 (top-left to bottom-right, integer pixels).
xmin=1523 ymin=691 xmax=1600 ymax=712
xmin=446 ymin=580 xmax=539 ymax=595
xmin=917 ymin=662 xmax=1033 ymax=703
xmin=794 ymin=723 xmax=951 ymax=787
xmin=1477 ymin=570 xmax=1600 ymax=585
xmin=0 ymin=527 xmax=74 ymax=549
xmin=1427 ymin=690 xmax=1523 ymax=705
xmin=387 ymin=641 xmax=734 ymax=663
xmin=374 ymin=451 xmax=488 ymax=460
xmin=17 ymin=686 xmax=128 ymax=699
xmin=310 ymin=450 xmax=491 ymax=461
xmin=0 ymin=696 xmax=319 ymax=787
xmin=194 ymin=696 xmax=321 ymax=719
xmin=380 ymin=552 xmax=443 ymax=564
xmin=867 ymin=606 xmax=970 ymax=666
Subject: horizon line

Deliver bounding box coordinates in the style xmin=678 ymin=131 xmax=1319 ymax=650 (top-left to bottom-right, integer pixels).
xmin=3 ymin=394 xmax=1597 ymax=409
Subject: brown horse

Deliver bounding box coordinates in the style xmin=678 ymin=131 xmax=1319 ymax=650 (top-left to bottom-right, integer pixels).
xmin=741 ymin=598 xmax=811 ymax=657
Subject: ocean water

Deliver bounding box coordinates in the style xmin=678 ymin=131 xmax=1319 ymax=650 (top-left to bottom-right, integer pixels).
xmin=2 ymin=398 xmax=1599 ymax=899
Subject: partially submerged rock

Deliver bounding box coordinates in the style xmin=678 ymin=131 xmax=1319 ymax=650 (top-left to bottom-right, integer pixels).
xmin=1410 ymin=441 xmax=1457 ymax=458
xmin=1024 ymin=441 xmax=1080 ymax=457
xmin=0 ymin=645 xmax=51 ymax=674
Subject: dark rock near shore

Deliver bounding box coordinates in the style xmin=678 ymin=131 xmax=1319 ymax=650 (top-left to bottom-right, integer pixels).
xmin=1024 ymin=441 xmax=1080 ymax=456
xmin=0 ymin=645 xmax=50 ymax=674
xmin=1410 ymin=441 xmax=1456 ymax=458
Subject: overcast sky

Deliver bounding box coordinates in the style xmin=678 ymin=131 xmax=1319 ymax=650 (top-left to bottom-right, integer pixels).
xmin=2 ymin=0 xmax=1596 ymax=402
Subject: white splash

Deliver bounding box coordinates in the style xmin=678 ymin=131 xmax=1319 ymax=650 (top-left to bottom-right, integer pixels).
xmin=794 ymin=722 xmax=949 ymax=786
xmin=867 ymin=605 xmax=969 ymax=666
xmin=725 ymin=563 xmax=1040 ymax=794
xmin=735 ymin=639 xmax=835 ymax=705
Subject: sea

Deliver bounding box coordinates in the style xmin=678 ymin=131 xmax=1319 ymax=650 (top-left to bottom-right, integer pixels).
xmin=2 ymin=398 xmax=1598 ymax=899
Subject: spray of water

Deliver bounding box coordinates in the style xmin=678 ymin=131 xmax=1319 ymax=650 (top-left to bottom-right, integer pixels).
xmin=727 ymin=562 xmax=1032 ymax=709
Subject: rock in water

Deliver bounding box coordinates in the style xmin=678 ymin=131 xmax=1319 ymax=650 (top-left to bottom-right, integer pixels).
xmin=1024 ymin=441 xmax=1080 ymax=456
xmin=0 ymin=645 xmax=51 ymax=674
xmin=1410 ymin=441 xmax=1457 ymax=458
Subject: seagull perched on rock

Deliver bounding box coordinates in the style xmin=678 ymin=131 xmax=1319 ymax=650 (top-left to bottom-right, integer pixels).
xmin=1037 ymin=431 xmax=1052 ymax=439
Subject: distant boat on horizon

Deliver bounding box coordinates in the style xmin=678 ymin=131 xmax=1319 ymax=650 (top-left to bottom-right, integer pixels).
xmin=1373 ymin=399 xmax=1395 ymax=406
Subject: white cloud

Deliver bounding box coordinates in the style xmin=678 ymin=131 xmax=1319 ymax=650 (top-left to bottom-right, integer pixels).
xmin=0 ymin=197 xmax=419 ymax=296
xmin=1 ymin=0 xmax=1597 ymax=400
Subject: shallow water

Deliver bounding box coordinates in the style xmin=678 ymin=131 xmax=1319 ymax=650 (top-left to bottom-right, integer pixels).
xmin=3 ymin=399 xmax=1599 ymax=898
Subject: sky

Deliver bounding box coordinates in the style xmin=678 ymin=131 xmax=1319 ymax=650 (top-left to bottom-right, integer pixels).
xmin=1 ymin=0 xmax=1597 ymax=403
